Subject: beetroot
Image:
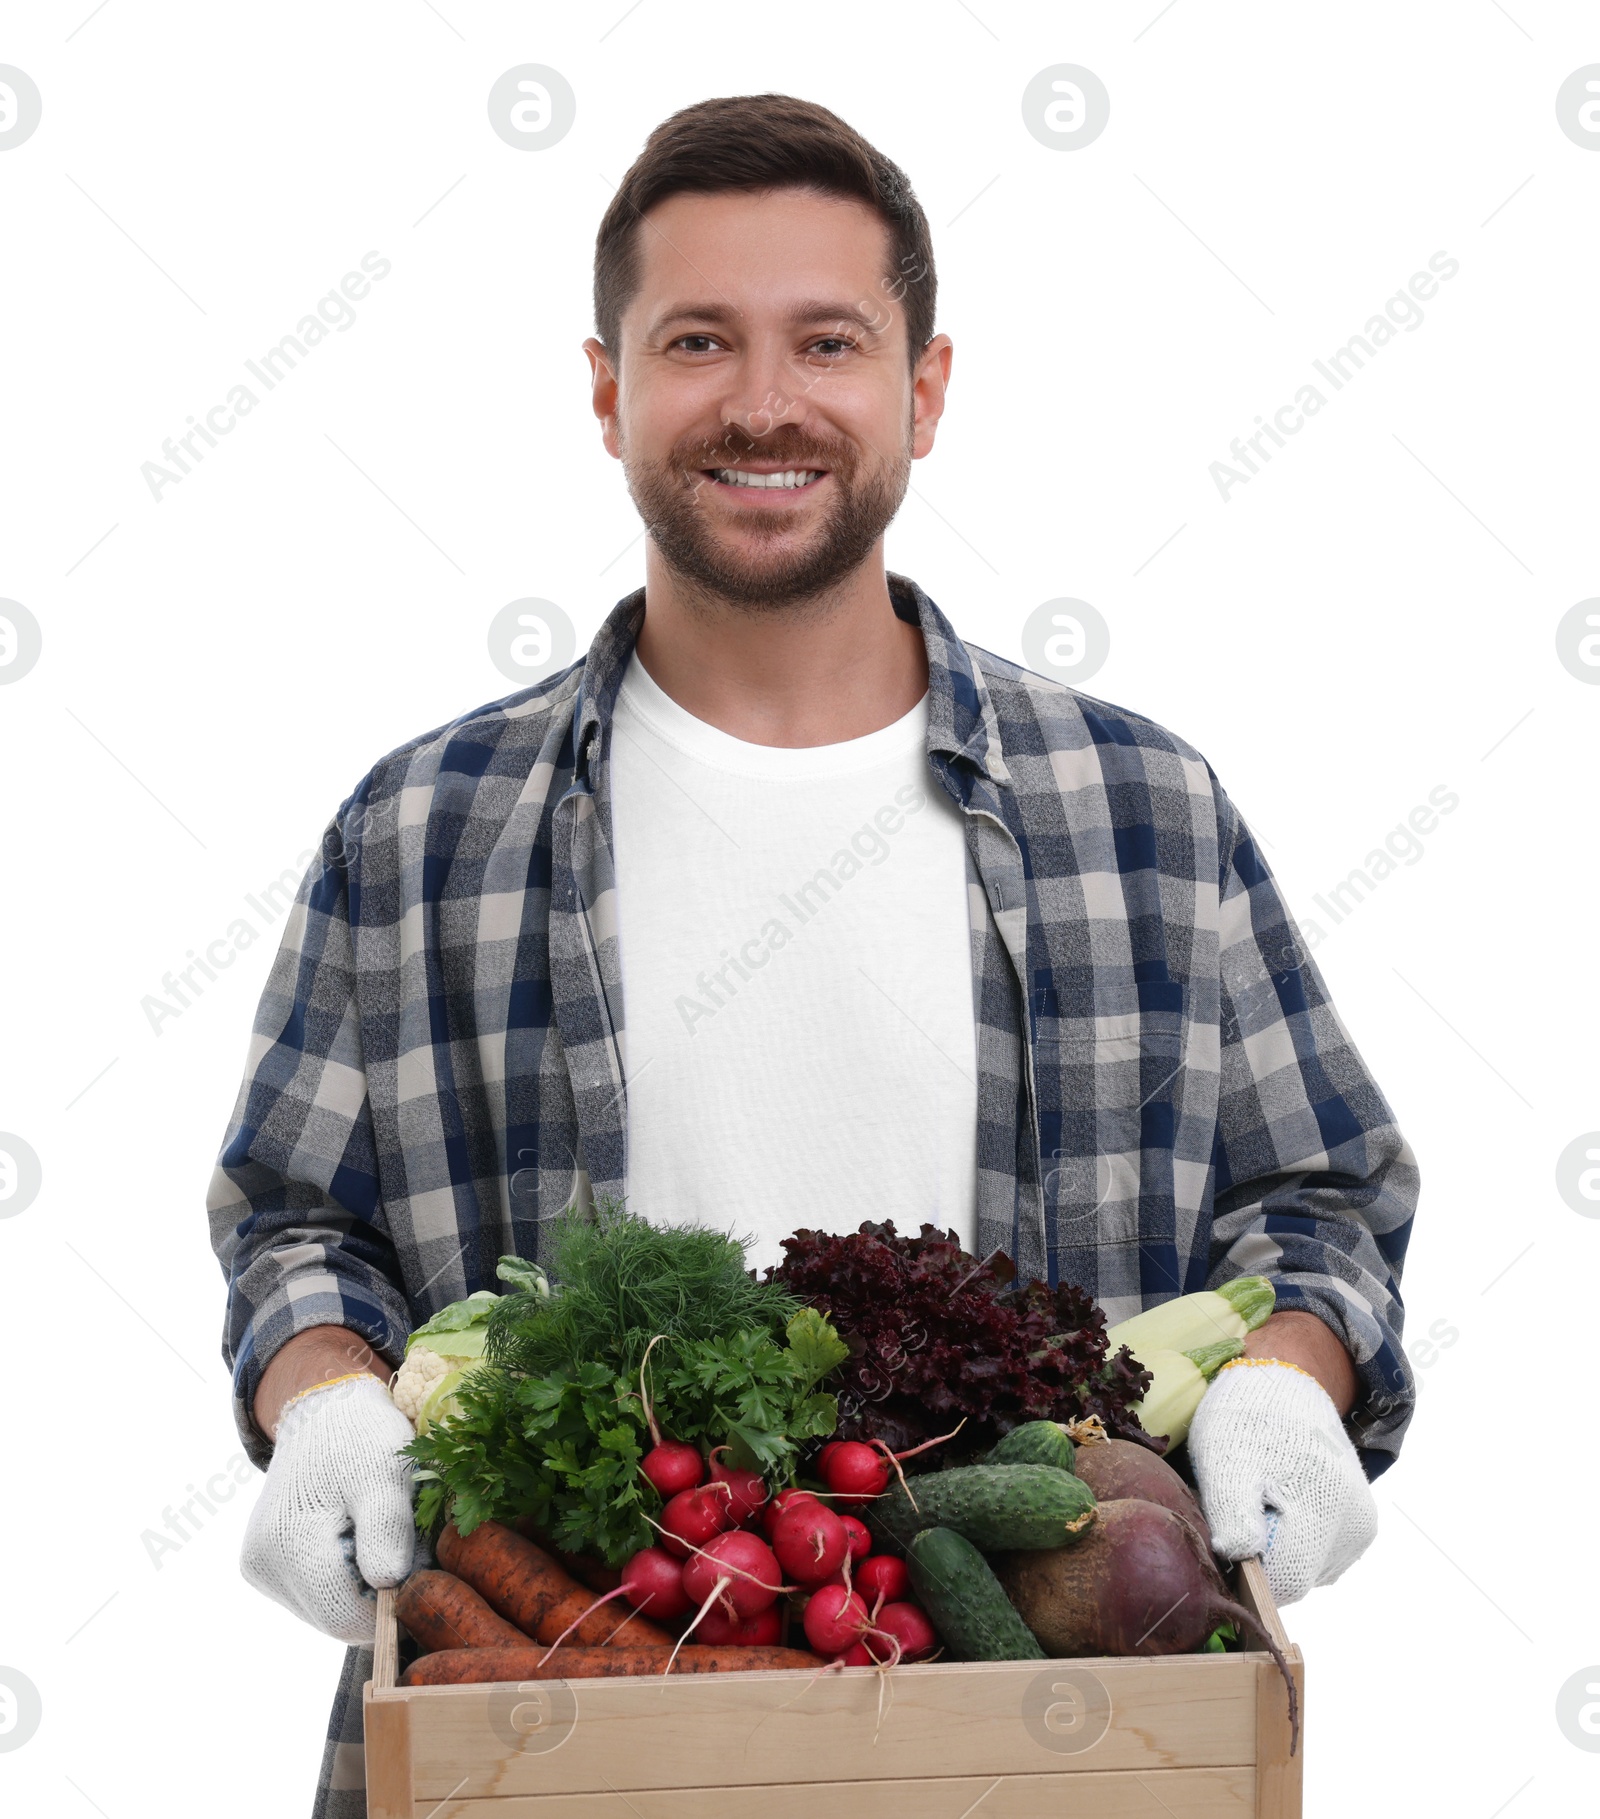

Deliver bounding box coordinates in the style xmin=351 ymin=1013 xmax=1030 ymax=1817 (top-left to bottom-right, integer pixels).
xmin=996 ymin=1499 xmax=1298 ymax=1754
xmin=1071 ymin=1439 xmax=1210 ymax=1544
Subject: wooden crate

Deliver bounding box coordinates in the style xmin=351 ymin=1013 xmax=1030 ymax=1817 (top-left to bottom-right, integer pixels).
xmin=365 ymin=1558 xmax=1302 ymax=1818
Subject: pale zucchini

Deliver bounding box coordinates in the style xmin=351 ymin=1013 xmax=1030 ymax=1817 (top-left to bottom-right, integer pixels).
xmin=1130 ymin=1339 xmax=1244 ymax=1445
xmin=1106 ymin=1277 xmax=1274 ymax=1359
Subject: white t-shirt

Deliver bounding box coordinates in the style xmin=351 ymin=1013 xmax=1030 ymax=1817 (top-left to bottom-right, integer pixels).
xmin=608 ymin=651 xmax=979 ymax=1273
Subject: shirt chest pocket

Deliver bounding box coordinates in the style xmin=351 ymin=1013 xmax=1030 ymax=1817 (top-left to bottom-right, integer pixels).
xmin=1032 ymin=981 xmax=1186 ymax=1269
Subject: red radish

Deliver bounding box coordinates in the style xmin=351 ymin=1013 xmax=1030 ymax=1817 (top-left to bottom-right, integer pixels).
xmin=619 ymin=1546 xmax=691 ymax=1620
xmin=819 ymin=1440 xmax=889 ymax=1507
xmin=761 ymin=1487 xmax=819 ymax=1540
xmin=816 ymin=1441 xmax=844 ymax=1477
xmin=821 ymin=1423 xmax=968 ymax=1507
xmin=659 ymin=1483 xmax=735 ymax=1558
xmin=680 ymin=1531 xmax=783 ymax=1620
xmin=696 ymin=1605 xmax=783 ymax=1647
xmin=771 ymin=1500 xmax=850 ymax=1586
xmin=838 ymin=1513 xmax=872 ymax=1563
xmin=708 ymin=1447 xmax=769 ymax=1525
xmin=640 ymin=1440 xmax=704 ymax=1499
xmin=802 ymin=1584 xmax=885 ymax=1658
xmin=834 ymin=1639 xmax=881 ymax=1666
xmin=531 ymin=1548 xmax=688 ymax=1662
xmin=855 ymin=1554 xmax=910 ymax=1606
xmin=873 ymin=1601 xmax=937 ymax=1662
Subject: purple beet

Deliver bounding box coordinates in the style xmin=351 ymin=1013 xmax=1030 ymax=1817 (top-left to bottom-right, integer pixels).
xmin=997 ymin=1498 xmax=1298 ymax=1755
xmin=1071 ymin=1438 xmax=1211 ymax=1545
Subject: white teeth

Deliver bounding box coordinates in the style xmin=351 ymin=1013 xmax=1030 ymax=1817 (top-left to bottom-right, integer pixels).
xmin=714 ymin=468 xmax=820 ymax=489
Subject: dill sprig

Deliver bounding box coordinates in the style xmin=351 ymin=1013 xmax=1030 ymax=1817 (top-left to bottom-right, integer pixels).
xmin=485 ymin=1197 xmax=802 ymax=1382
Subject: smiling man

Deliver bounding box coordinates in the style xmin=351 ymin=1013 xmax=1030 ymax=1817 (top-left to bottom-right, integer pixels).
xmin=209 ymin=95 xmax=1419 ymax=1819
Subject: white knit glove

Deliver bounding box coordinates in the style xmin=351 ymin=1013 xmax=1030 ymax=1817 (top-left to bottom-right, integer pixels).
xmin=241 ymin=1374 xmax=419 ymax=1644
xmin=1188 ymin=1360 xmax=1378 ymax=1607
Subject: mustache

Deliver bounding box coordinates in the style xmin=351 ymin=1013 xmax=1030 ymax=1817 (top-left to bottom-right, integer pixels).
xmin=677 ymin=433 xmax=852 ymax=471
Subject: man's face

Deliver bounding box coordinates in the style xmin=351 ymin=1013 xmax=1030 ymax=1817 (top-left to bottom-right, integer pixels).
xmin=586 ymin=186 xmax=950 ymax=609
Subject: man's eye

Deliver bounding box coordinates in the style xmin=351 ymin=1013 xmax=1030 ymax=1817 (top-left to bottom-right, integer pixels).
xmin=808 ymin=338 xmax=855 ymax=358
xmin=672 ymin=334 xmax=721 ymax=353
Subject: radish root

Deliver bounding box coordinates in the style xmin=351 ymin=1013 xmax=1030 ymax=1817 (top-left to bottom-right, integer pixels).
xmin=534 ymin=1584 xmax=630 ymax=1666
xmin=638 ymin=1333 xmax=667 ymax=1449
xmin=664 ymin=1576 xmax=732 ymax=1676
xmin=869 ymin=1420 xmax=968 ymax=1514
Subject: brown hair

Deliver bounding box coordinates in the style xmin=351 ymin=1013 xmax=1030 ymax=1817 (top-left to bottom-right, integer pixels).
xmin=593 ymin=94 xmax=936 ymax=371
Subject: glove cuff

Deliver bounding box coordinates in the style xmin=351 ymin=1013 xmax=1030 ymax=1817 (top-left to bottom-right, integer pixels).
xmin=275 ymin=1371 xmax=397 ymax=1445
xmin=1213 ymin=1355 xmax=1322 ymax=1390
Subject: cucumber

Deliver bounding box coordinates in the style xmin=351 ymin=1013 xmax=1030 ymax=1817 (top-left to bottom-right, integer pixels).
xmin=987 ymin=1421 xmax=1076 ymax=1474
xmin=871 ymin=1463 xmax=1096 ymax=1553
xmin=908 ymin=1526 xmax=1045 ymax=1662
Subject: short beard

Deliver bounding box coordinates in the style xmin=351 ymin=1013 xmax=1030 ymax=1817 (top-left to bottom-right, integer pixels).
xmin=620 ymin=420 xmax=912 ymax=613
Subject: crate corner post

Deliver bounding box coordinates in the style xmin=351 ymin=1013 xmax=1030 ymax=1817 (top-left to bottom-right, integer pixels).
xmin=366 ymin=1586 xmax=415 ymax=1819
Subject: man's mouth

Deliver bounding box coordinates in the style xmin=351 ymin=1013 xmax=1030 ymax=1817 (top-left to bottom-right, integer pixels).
xmin=704 ymin=466 xmax=827 ymax=492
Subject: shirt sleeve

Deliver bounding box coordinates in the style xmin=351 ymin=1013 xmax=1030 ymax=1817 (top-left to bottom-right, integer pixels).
xmin=207 ymin=808 xmax=412 ymax=1469
xmin=1206 ymin=779 xmax=1420 ymax=1479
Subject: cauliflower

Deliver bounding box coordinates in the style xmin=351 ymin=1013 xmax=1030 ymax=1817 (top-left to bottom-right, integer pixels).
xmin=392 ymin=1344 xmax=454 ymax=1425
xmin=394 ymin=1260 xmax=551 ymax=1433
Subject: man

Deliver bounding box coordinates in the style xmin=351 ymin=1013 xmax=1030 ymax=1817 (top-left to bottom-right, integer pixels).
xmin=210 ymin=94 xmax=1417 ymax=1817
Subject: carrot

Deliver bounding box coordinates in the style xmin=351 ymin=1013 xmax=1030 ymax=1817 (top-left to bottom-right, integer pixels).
xmin=437 ymin=1520 xmax=670 ymax=1649
xmin=400 ymin=1643 xmax=823 ymax=1686
xmin=508 ymin=1515 xmax=623 ymax=1592
xmin=551 ymin=1545 xmax=623 ymax=1595
xmin=395 ymin=1570 xmax=527 ymax=1653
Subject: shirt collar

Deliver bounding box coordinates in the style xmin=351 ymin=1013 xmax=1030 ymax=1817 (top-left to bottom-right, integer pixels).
xmin=570 ymin=572 xmax=999 ymax=792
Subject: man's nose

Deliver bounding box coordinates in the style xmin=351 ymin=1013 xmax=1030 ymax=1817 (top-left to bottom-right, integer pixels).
xmin=716 ymin=338 xmax=813 ymax=444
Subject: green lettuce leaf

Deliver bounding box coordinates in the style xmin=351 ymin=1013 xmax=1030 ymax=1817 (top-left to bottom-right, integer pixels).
xmin=405 ymin=1290 xmax=500 ymax=1354
xmin=496 ymin=1255 xmax=550 ymax=1297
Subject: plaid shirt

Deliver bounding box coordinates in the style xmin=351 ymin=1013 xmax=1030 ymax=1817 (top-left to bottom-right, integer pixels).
xmin=209 ymin=572 xmax=1418 ymax=1816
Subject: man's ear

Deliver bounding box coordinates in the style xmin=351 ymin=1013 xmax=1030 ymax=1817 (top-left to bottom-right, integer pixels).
xmin=911 ymin=333 xmax=954 ymax=461
xmin=583 ymin=336 xmax=621 ymax=459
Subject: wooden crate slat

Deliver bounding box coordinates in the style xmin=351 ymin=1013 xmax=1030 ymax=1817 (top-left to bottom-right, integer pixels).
xmin=1253 ymin=1649 xmax=1305 ymax=1819
xmin=410 ymin=1764 xmax=1256 ymax=1817
xmin=365 ymin=1686 xmax=414 ymax=1819
xmin=401 ymin=1654 xmax=1257 ymax=1800
xmin=1236 ymin=1559 xmax=1292 ymax=1656
xmin=1233 ymin=1555 xmax=1306 ymax=1814
xmin=373 ymin=1587 xmax=400 ymax=1692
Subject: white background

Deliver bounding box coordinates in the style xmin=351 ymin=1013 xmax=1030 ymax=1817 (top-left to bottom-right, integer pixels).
xmin=2 ymin=3 xmax=1597 ymax=1814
